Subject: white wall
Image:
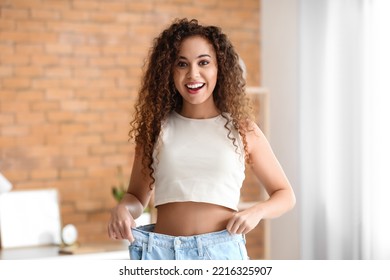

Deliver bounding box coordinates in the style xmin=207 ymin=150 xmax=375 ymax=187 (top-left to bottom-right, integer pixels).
xmin=261 ymin=0 xmax=301 ymax=259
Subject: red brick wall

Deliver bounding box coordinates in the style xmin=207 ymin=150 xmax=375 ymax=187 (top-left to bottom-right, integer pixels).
xmin=0 ymin=0 xmax=261 ymax=256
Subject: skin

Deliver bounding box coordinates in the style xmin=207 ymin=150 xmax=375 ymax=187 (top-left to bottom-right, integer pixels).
xmin=107 ymin=36 xmax=296 ymax=242
xmin=172 ymin=36 xmax=219 ymax=119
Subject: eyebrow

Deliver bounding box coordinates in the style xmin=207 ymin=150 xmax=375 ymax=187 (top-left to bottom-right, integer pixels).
xmin=178 ymin=54 xmax=212 ymax=60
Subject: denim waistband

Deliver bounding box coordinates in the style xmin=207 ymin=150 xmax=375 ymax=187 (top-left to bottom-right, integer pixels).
xmin=131 ymin=224 xmax=245 ymax=251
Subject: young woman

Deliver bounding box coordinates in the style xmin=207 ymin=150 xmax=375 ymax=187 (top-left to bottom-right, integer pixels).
xmin=108 ymin=18 xmax=295 ymax=260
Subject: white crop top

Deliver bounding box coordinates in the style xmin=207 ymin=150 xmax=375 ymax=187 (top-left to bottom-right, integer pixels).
xmin=153 ymin=111 xmax=246 ymax=211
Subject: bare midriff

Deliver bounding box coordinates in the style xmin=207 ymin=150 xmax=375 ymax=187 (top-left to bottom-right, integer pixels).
xmin=154 ymin=202 xmax=235 ymax=236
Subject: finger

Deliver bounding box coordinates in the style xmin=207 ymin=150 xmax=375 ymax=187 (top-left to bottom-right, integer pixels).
xmin=227 ymin=218 xmax=240 ymax=234
xmin=226 ymin=212 xmax=239 ymax=233
xmin=107 ymin=224 xmax=117 ymax=240
xmin=226 ymin=217 xmax=234 ymax=233
xmin=122 ymin=222 xmax=135 ymax=243
xmin=117 ymin=221 xmax=134 ymax=242
xmin=231 ymin=223 xmax=241 ymax=234
xmin=235 ymin=223 xmax=247 ymax=235
xmin=118 ymin=226 xmax=126 ymax=239
xmin=109 ymin=223 xmax=124 ymax=240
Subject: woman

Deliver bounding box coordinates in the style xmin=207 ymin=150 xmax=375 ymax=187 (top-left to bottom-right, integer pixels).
xmin=108 ymin=18 xmax=295 ymax=260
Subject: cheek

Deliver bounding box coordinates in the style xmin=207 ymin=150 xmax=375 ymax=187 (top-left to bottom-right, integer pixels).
xmin=210 ymin=70 xmax=218 ymax=88
xmin=173 ymin=71 xmax=183 ymax=89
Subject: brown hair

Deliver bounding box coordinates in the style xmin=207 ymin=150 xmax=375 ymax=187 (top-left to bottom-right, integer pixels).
xmin=129 ymin=18 xmax=253 ymax=187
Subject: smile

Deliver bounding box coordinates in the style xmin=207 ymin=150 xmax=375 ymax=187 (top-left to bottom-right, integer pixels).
xmin=185 ymin=83 xmax=205 ymax=90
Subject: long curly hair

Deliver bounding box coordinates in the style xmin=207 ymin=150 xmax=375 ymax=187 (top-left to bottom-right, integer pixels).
xmin=129 ymin=18 xmax=253 ymax=187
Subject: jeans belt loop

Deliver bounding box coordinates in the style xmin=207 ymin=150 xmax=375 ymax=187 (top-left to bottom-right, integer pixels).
xmin=147 ymin=233 xmax=154 ymax=253
xmin=196 ymin=237 xmax=203 ymax=257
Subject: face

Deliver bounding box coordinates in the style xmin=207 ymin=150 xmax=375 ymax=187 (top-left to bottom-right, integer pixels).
xmin=173 ymin=35 xmax=218 ymax=113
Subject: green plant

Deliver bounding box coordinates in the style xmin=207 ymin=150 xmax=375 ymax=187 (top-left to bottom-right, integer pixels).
xmin=112 ymin=166 xmax=126 ymax=202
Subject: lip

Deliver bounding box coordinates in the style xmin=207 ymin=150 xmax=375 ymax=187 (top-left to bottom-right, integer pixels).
xmin=185 ymin=82 xmax=205 ymax=94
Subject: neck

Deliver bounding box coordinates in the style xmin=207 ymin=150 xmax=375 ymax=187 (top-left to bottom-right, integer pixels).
xmin=179 ymin=103 xmax=220 ymax=119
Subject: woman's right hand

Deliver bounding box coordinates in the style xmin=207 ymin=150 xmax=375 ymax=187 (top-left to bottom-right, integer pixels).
xmin=107 ymin=204 xmax=136 ymax=243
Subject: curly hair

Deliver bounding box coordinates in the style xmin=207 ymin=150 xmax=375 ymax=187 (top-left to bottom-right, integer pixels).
xmin=129 ymin=18 xmax=253 ymax=187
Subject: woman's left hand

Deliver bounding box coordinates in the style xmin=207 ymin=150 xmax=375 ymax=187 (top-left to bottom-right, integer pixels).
xmin=226 ymin=207 xmax=263 ymax=235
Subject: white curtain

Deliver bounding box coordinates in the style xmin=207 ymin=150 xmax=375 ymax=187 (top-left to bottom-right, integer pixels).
xmin=300 ymin=0 xmax=390 ymax=259
xmin=361 ymin=0 xmax=390 ymax=260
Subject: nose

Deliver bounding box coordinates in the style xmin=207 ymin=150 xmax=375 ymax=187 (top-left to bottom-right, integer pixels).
xmin=187 ymin=64 xmax=200 ymax=79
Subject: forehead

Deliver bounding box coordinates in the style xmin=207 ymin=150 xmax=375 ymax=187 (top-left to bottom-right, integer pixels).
xmin=178 ymin=35 xmax=216 ymax=57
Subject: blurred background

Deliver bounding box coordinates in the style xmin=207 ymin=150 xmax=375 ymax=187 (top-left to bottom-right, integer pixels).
xmin=0 ymin=0 xmax=389 ymax=260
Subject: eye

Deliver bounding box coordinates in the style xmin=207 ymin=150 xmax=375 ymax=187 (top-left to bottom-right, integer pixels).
xmin=199 ymin=60 xmax=210 ymax=66
xmin=177 ymin=61 xmax=187 ymax=68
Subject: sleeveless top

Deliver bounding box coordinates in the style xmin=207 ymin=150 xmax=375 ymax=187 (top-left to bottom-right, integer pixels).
xmin=153 ymin=111 xmax=246 ymax=211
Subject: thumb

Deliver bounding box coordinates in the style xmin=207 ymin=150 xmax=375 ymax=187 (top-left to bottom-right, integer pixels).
xmin=123 ymin=220 xmax=136 ymax=243
xmin=226 ymin=215 xmax=237 ymax=234
xmin=128 ymin=233 xmax=135 ymax=243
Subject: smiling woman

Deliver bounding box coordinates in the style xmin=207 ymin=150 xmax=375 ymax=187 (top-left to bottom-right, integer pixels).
xmin=107 ymin=18 xmax=295 ymax=260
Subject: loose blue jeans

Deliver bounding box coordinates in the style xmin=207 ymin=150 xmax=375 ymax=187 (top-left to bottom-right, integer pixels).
xmin=129 ymin=224 xmax=248 ymax=260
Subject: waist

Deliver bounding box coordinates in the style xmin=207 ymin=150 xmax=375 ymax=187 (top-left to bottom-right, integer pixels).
xmin=154 ymin=202 xmax=235 ymax=236
xmin=132 ymin=224 xmax=245 ymax=249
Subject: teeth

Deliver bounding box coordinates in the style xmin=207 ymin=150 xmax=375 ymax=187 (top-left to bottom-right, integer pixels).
xmin=186 ymin=83 xmax=204 ymax=89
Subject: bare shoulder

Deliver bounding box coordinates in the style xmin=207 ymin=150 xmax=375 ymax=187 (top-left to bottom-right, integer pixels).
xmin=243 ymin=120 xmax=268 ymax=154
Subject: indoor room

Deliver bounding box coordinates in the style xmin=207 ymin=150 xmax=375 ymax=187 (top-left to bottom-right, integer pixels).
xmin=0 ymin=0 xmax=389 ymax=264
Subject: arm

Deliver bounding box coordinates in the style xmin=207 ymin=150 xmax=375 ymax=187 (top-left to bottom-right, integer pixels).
xmin=107 ymin=146 xmax=153 ymax=242
xmin=226 ymin=122 xmax=296 ymax=234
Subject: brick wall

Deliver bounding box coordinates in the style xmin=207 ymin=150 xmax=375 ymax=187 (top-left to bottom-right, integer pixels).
xmin=0 ymin=0 xmax=262 ymax=257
